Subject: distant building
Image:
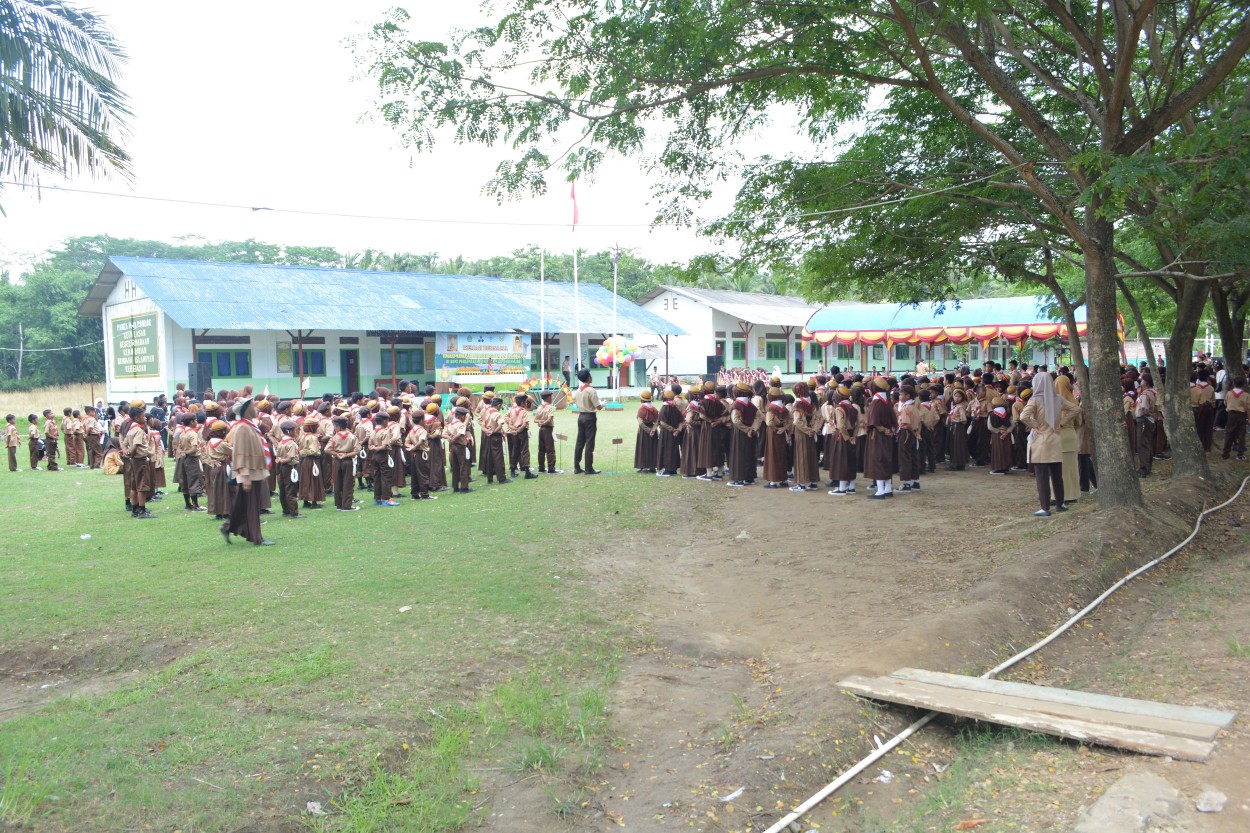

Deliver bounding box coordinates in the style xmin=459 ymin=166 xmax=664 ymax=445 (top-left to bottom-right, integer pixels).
xmin=79 ymin=257 xmax=683 ymax=402
xmin=636 ymin=285 xmax=825 ymax=376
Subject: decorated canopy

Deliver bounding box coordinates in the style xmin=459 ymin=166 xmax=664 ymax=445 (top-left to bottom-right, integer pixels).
xmin=802 ymin=296 xmax=1114 ymax=348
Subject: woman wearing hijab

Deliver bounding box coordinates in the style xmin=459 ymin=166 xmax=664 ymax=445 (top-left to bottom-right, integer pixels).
xmin=1054 ymin=374 xmax=1083 ymax=503
xmin=1020 ymin=373 xmax=1081 ymax=516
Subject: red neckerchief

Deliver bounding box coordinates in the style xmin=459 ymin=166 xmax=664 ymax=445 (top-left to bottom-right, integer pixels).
xmin=873 ymin=391 xmax=888 ymax=403
xmin=993 ymin=406 xmax=1008 ymax=418
xmin=1193 ymin=381 xmax=1209 ymax=388
xmin=578 ymin=383 xmax=591 ymax=391
xmin=639 ymin=402 xmax=658 ymax=414
xmin=1232 ymin=389 xmax=1245 ymax=397
xmin=705 ymin=394 xmax=719 ymax=402
xmin=336 ymin=430 xmax=352 ymax=439
xmin=920 ymin=401 xmax=934 ymax=410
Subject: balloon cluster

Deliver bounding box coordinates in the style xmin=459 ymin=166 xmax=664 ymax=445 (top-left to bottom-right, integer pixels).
xmin=594 ymin=336 xmax=638 ymax=367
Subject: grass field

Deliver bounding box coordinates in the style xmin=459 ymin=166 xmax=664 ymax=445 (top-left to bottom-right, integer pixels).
xmin=0 ymin=382 xmax=104 ymax=421
xmin=0 ymin=406 xmax=688 ymax=832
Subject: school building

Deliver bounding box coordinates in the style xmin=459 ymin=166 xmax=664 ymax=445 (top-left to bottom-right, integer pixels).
xmin=78 ymin=257 xmax=684 ymax=403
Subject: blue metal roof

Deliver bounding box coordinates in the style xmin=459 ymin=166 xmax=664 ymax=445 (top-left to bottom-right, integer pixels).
xmin=805 ymin=296 xmax=1086 ymax=333
xmin=84 ymin=257 xmax=686 ymax=336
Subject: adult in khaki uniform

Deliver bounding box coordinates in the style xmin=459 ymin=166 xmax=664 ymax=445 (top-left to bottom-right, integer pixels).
xmin=572 ymin=369 xmax=602 ymax=474
xmin=223 ymin=397 xmax=273 ymax=544
xmin=120 ymin=402 xmax=155 ymax=519
xmin=4 ymin=414 xmax=19 ymax=472
xmin=1020 ymin=374 xmax=1081 ymax=516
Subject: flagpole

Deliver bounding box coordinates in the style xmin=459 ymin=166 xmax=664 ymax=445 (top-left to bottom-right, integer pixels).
xmin=540 ymin=250 xmax=547 ymax=389
xmin=611 ymin=244 xmax=619 ymax=400
xmin=574 ymin=248 xmax=581 ymax=384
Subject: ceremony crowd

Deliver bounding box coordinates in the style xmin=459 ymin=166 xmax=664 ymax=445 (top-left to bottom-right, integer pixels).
xmin=3 ymin=356 xmax=1246 ymax=543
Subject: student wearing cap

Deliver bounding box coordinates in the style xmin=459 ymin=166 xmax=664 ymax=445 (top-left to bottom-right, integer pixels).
xmin=404 ymin=413 xmax=436 ymax=500
xmin=368 ymin=412 xmax=399 ymax=506
xmin=656 ymin=389 xmax=683 ymax=477
xmin=508 ymin=393 xmax=538 ymax=479
xmin=176 ymin=413 xmax=207 ymax=511
xmin=534 ymin=391 xmax=559 ymax=474
xmin=790 ymin=382 xmax=820 ymax=491
xmin=865 ymin=376 xmax=897 ymax=498
xmin=761 ymin=387 xmax=791 ymax=488
xmin=634 ymin=390 xmax=660 ymax=473
xmin=120 ymin=401 xmax=155 ymax=518
xmin=423 ymin=401 xmax=449 ymax=490
xmin=274 ymin=420 xmax=303 ymax=518
xmin=298 ymin=421 xmax=327 ymax=510
xmin=203 ymin=419 xmax=231 ymax=518
xmin=27 ymin=414 xmax=41 ymax=471
xmin=680 ymin=387 xmax=705 ymax=479
xmin=572 ymin=369 xmax=603 ymax=474
xmin=330 ymin=416 xmax=360 ymax=510
xmin=222 ymin=397 xmax=274 ymax=544
xmin=1190 ymin=368 xmax=1217 ymax=453
xmin=4 ymin=414 xmax=18 ymax=472
xmin=480 ymin=396 xmax=510 ymax=484
xmin=896 ymin=385 xmax=922 ymax=492
xmin=988 ymin=395 xmax=1014 ymax=474
xmin=41 ymin=409 xmax=60 ymax=471
xmin=83 ymin=406 xmax=103 ymax=469
xmin=445 ymin=406 xmax=473 ymax=492
xmin=697 ymin=381 xmax=728 ymax=479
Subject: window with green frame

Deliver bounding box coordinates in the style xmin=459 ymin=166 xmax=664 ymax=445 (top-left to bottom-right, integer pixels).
xmin=871 ymin=344 xmax=884 ymax=361
xmin=836 ymin=343 xmax=855 ymax=361
xmin=894 ymin=343 xmax=911 ymax=361
xmin=731 ymin=340 xmax=746 ymax=360
xmin=294 ymin=349 xmax=327 ymax=376
xmin=196 ymin=350 xmax=251 ymax=378
xmin=808 ymin=341 xmax=822 ymax=360
xmin=381 ymin=348 xmax=424 ymax=375
xmin=765 ymin=341 xmax=787 ymax=360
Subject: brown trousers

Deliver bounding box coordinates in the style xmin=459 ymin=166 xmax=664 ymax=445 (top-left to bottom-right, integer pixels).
xmin=277 ymin=462 xmax=300 ymax=515
xmin=183 ymin=456 xmax=205 ymax=497
xmin=86 ymin=435 xmax=102 ymax=468
xmin=372 ymin=450 xmax=394 ymax=502
xmin=333 ymin=458 xmax=355 ymax=509
xmin=44 ymin=439 xmax=59 ymax=470
xmin=1136 ymin=418 xmax=1156 ymax=472
xmin=29 ymin=438 xmax=40 ymax=470
xmin=1034 ymin=461 xmax=1063 ymax=510
xmin=1194 ymin=404 xmax=1215 ymax=453
xmin=482 ymin=432 xmax=507 ymax=480
xmin=509 ymin=428 xmax=530 ymax=471
xmin=7 ymin=446 xmax=16 ymax=471
xmin=128 ymin=456 xmax=153 ymax=506
xmin=1223 ymin=411 xmax=1247 ymax=458
xmin=537 ymin=424 xmax=555 ymax=471
xmin=450 ymin=443 xmax=471 ymax=490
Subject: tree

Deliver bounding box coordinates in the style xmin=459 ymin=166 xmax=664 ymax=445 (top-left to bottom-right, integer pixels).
xmin=0 ymin=0 xmax=131 ymax=190
xmin=360 ymin=0 xmax=1250 ymax=508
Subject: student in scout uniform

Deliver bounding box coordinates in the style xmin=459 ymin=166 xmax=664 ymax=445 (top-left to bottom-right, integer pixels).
xmin=572 ymin=369 xmax=603 ymax=474
xmin=680 ymin=387 xmax=704 ymax=479
xmin=222 ymin=397 xmax=273 ymax=544
xmin=865 ymin=376 xmax=897 ymax=499
xmin=330 ymin=416 xmax=360 ymax=510
xmin=827 ymin=387 xmax=858 ymax=495
xmin=534 ymin=391 xmax=559 ymax=474
xmin=27 ymin=414 xmax=41 ymax=470
xmin=761 ymin=387 xmax=791 ymax=488
xmin=83 ymin=406 xmax=103 ymax=469
xmin=480 ymin=396 xmax=510 ymax=484
xmin=988 ymin=395 xmax=1014 ymax=474
xmin=42 ymin=409 xmax=60 ymax=471
xmin=274 ymin=420 xmax=303 ymax=518
xmin=507 ymin=393 xmax=538 ymax=479
xmin=726 ymin=383 xmax=758 ymax=487
xmin=367 ymin=412 xmax=399 ymax=506
xmin=917 ymin=389 xmax=940 ymax=473
xmin=1189 ymin=368 xmax=1217 ymax=453
xmin=176 ymin=413 xmax=207 ymax=511
xmin=148 ymin=416 xmax=168 ymax=495
xmin=445 ymin=405 xmax=474 ymax=492
xmin=1134 ymin=375 xmax=1161 ymax=477
xmin=423 ymin=402 xmax=449 ymax=490
xmin=204 ymin=419 xmax=232 ymax=519
xmin=1054 ymin=375 xmax=1082 ymax=503
xmin=696 ymin=382 xmax=728 ymax=480
xmin=634 ymin=390 xmax=660 ymax=473
xmin=5 ymin=414 xmax=19 ymax=472
xmin=945 ymin=387 xmax=969 ymax=471
xmin=1222 ymin=375 xmax=1248 ymax=461
xmin=656 ymin=389 xmax=683 ymax=477
xmin=896 ymin=385 xmax=922 ymax=492
xmin=790 ymin=382 xmax=820 ymax=491
xmin=120 ymin=401 xmax=156 ymax=519
xmin=61 ymin=408 xmax=77 ymax=467
xmin=297 ymin=421 xmax=327 ymax=509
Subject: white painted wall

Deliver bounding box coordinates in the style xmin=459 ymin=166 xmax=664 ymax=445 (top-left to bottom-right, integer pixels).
xmin=638 ymin=290 xmax=714 ymax=375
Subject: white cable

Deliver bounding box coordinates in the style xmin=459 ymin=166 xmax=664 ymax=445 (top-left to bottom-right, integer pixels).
xmin=765 ymin=474 xmax=1250 ymax=833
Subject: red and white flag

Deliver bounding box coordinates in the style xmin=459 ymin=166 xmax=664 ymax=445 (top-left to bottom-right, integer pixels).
xmin=570 ymin=180 xmax=579 ymax=230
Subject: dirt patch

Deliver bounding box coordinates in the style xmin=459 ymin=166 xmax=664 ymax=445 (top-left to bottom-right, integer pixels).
xmin=0 ymin=635 xmax=190 ymax=721
xmin=474 ymin=460 xmax=1248 ymax=831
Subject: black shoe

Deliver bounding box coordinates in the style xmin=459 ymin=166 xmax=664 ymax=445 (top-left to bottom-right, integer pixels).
xmin=134 ymin=510 xmax=156 ymax=519
xmin=573 ymin=468 xmax=585 ymax=474
xmin=497 ymin=478 xmax=511 ymax=484
xmin=260 ymin=509 xmax=274 ymax=515
xmin=524 ymin=471 xmax=539 ymax=479
xmin=584 ymin=469 xmax=601 ymax=475
xmin=220 ymin=524 xmax=232 ymax=544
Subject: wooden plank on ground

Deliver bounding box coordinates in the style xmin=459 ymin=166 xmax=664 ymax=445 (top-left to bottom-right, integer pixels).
xmin=839 ymin=675 xmax=1219 ymax=762
xmin=849 ymin=676 xmax=1221 ymax=743
xmin=890 ymin=668 xmax=1236 ymax=730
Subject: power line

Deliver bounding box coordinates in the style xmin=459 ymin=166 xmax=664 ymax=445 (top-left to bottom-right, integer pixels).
xmin=0 ymin=338 xmax=104 ymax=352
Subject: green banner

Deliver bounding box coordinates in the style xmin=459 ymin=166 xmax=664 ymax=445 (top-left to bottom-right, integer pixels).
xmin=112 ymin=312 xmax=160 ymax=379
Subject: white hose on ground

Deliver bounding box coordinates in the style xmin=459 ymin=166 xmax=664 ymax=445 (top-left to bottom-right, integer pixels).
xmin=764 ymin=474 xmax=1250 ymax=833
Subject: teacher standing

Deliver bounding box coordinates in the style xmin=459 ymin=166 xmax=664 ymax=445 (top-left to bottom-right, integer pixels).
xmin=573 ymin=369 xmax=603 ymax=474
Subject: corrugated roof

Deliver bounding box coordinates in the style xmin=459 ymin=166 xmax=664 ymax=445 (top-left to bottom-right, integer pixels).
xmin=805 ymin=296 xmax=1085 ymax=333
xmin=81 ymin=257 xmax=685 ymax=336
xmin=639 ymin=285 xmax=824 ymax=327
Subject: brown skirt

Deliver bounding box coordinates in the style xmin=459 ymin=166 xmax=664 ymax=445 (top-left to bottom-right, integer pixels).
xmin=298 ymin=455 xmax=326 ymax=502
xmin=205 ymin=464 xmax=230 ymax=515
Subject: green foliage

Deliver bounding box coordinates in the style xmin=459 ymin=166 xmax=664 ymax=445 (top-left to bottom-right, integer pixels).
xmin=0 ymin=0 xmax=131 ymax=189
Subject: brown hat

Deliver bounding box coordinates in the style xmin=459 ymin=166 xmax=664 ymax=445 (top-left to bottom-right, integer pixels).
xmin=387 ymin=405 xmax=401 ymax=416
xmin=703 ymin=380 xmax=716 ymax=393
xmin=291 ymin=402 xmax=306 ymax=416
xmin=640 ymin=390 xmax=653 ymax=402
xmin=455 ymin=396 xmax=471 ymax=408
xmin=209 ymin=419 xmax=228 ymax=433
xmin=1007 ymin=385 xmax=1018 ymax=395
xmin=767 ymin=386 xmax=783 ymax=399
xmin=734 ymin=381 xmax=751 ymax=394
xmin=425 ymin=402 xmax=440 ymax=415
xmin=663 ymin=389 xmax=675 ymax=400
xmin=837 ymin=384 xmax=851 ymax=397
xmin=129 ymin=399 xmax=145 ymax=410
xmin=1021 ymin=388 xmax=1033 ymax=400
xmin=873 ymin=377 xmax=889 ymax=391
xmin=256 ymin=399 xmax=273 ymax=413
xmin=992 ymin=396 xmax=1005 ymax=407
xmin=457 ymin=387 xmax=472 ymax=399
xmin=204 ymin=400 xmax=220 ymax=412
xmin=953 ymin=382 xmax=965 ymax=390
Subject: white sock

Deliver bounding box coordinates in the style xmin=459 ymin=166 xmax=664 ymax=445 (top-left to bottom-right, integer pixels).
xmin=883 ymin=480 xmax=893 ymax=494
xmin=875 ymin=479 xmax=887 ymax=495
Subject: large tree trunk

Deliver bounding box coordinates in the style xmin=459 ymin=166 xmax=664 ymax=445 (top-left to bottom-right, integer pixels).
xmin=1211 ymin=284 xmax=1248 ymax=369
xmin=1162 ymin=280 xmax=1213 ymax=479
xmin=1084 ymin=214 xmax=1144 ymax=508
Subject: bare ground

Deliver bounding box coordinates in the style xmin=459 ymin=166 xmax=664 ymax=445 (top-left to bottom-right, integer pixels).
xmin=481 ymin=459 xmax=1250 ymax=832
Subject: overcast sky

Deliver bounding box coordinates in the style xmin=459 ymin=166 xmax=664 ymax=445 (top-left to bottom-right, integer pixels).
xmin=0 ymin=1 xmax=813 ymax=275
